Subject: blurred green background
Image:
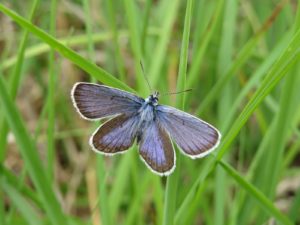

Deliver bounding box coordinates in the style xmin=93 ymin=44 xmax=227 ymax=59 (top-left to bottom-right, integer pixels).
xmin=0 ymin=0 xmax=300 ymax=224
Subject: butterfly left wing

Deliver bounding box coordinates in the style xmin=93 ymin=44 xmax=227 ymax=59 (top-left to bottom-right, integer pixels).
xmin=138 ymin=121 xmax=175 ymax=176
xmin=90 ymin=113 xmax=140 ymax=155
xmin=156 ymin=105 xmax=221 ymax=158
xmin=71 ymin=82 xmax=144 ymax=120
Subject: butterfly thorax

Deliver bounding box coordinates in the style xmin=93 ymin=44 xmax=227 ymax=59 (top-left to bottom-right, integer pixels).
xmin=145 ymin=91 xmax=159 ymax=106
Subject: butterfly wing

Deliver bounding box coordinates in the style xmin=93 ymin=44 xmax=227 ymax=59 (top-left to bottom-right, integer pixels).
xmin=71 ymin=82 xmax=144 ymax=120
xmin=156 ymin=105 xmax=221 ymax=158
xmin=138 ymin=121 xmax=175 ymax=176
xmin=90 ymin=113 xmax=140 ymax=155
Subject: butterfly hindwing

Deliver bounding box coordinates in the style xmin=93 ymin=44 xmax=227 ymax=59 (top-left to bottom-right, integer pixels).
xmin=90 ymin=113 xmax=140 ymax=155
xmin=156 ymin=105 xmax=221 ymax=158
xmin=71 ymin=82 xmax=144 ymax=120
xmin=138 ymin=120 xmax=175 ymax=176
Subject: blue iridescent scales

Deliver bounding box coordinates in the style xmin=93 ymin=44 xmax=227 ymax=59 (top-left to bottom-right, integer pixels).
xmin=71 ymin=82 xmax=221 ymax=176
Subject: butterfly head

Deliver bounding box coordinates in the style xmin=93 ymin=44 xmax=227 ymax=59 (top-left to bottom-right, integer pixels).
xmin=146 ymin=91 xmax=159 ymax=106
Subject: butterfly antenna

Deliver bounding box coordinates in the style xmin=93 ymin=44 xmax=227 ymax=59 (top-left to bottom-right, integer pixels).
xmin=140 ymin=61 xmax=153 ymax=92
xmin=161 ymin=88 xmax=193 ymax=96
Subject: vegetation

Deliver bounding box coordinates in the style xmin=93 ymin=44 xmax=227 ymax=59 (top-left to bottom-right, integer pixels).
xmin=0 ymin=0 xmax=299 ymax=224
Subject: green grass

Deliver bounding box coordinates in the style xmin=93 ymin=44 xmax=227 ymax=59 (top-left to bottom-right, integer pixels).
xmin=163 ymin=0 xmax=193 ymax=224
xmin=47 ymin=0 xmax=57 ymax=183
xmin=0 ymin=1 xmax=300 ymax=225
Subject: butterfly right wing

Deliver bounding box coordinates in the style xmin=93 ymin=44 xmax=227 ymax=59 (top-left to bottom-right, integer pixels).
xmin=71 ymin=82 xmax=144 ymax=120
xmin=156 ymin=105 xmax=221 ymax=158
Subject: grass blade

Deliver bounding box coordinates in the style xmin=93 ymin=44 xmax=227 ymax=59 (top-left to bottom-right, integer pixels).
xmin=216 ymin=29 xmax=300 ymax=161
xmin=186 ymin=0 xmax=224 ymax=89
xmin=0 ymin=29 xmax=160 ymax=71
xmin=149 ymin=0 xmax=180 ymax=87
xmin=177 ymin=27 xmax=300 ymax=219
xmin=163 ymin=0 xmax=193 ymax=224
xmin=106 ymin=0 xmax=126 ymax=80
xmin=0 ymin=0 xmax=39 ymax=162
xmin=0 ymin=2 xmax=39 ymax=223
xmin=46 ymin=0 xmax=57 ymax=182
xmin=0 ymin=73 xmax=66 ymax=224
xmin=0 ymin=3 xmax=133 ymax=92
xmin=123 ymin=0 xmax=147 ymax=94
xmin=1 ymin=177 xmax=43 ymax=225
xmin=214 ymin=0 xmax=237 ymax=224
xmin=195 ymin=0 xmax=288 ymax=116
xmin=218 ymin=160 xmax=293 ymax=225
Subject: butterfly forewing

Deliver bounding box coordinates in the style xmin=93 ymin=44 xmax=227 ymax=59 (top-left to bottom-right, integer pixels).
xmin=90 ymin=113 xmax=140 ymax=155
xmin=71 ymin=82 xmax=144 ymax=120
xmin=138 ymin=121 xmax=175 ymax=176
xmin=156 ymin=105 xmax=221 ymax=158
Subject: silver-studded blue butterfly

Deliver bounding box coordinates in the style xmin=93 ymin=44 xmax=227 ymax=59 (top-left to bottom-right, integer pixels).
xmin=71 ymin=82 xmax=221 ymax=176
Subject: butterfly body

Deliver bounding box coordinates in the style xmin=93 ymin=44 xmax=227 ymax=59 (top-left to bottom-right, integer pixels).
xmin=136 ymin=92 xmax=160 ymax=142
xmin=71 ymin=82 xmax=221 ymax=176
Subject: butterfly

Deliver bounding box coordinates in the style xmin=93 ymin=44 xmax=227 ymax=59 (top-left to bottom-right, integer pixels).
xmin=71 ymin=82 xmax=221 ymax=176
